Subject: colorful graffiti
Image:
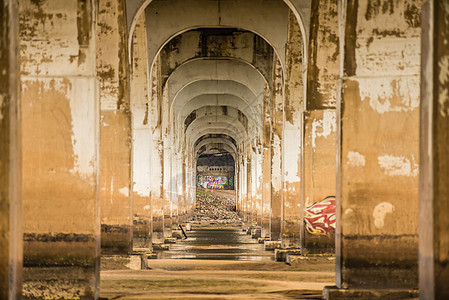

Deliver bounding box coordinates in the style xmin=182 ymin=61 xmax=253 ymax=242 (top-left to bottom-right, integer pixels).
xmin=304 ymin=196 xmax=336 ymax=235
xmin=197 ymin=175 xmax=234 ymax=190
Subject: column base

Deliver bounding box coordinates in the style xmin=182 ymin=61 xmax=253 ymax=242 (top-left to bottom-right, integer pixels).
xmin=23 ymin=266 xmax=97 ymax=299
xmin=274 ymin=248 xmax=301 ymax=262
xmin=264 ymin=240 xmax=281 ymax=251
xmin=323 ymin=286 xmax=419 ymax=299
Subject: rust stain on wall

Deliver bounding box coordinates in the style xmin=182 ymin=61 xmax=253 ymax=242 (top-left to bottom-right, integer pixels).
xmin=307 ymin=0 xmax=339 ymax=109
xmin=284 ymin=11 xmax=303 ymax=124
xmin=117 ymin=0 xmax=129 ymax=111
xmin=365 ymin=0 xmax=395 ymax=20
xmin=345 ymin=0 xmax=358 ymax=76
xmin=76 ymin=0 xmax=91 ymax=65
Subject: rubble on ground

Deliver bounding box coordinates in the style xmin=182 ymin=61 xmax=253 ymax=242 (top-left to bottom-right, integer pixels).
xmin=190 ymin=189 xmax=241 ymax=225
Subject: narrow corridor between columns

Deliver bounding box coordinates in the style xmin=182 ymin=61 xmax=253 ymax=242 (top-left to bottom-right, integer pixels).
xmin=100 ymin=188 xmax=335 ymax=299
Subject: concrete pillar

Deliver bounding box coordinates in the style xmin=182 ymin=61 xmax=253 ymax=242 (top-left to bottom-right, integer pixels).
xmin=250 ymin=146 xmax=257 ymax=226
xmin=420 ymin=1 xmax=449 ymax=299
xmin=181 ymin=161 xmax=187 ymax=223
xmin=97 ymin=0 xmax=132 ymax=254
xmin=20 ymin=0 xmax=99 ymax=297
xmin=301 ymin=110 xmax=336 ymax=253
xmin=171 ymin=153 xmax=181 ymax=226
xmin=326 ymin=1 xmax=422 ymax=297
xmin=239 ymin=151 xmax=246 ymax=222
xmin=163 ymin=145 xmax=173 ymax=239
xmin=131 ymin=13 xmax=152 ymax=251
xmin=281 ymin=11 xmax=303 ymax=249
xmin=270 ymin=57 xmax=283 ymax=241
xmin=254 ymin=144 xmax=263 ymax=229
xmin=0 ymin=0 xmax=22 ymax=297
xmin=149 ymin=56 xmax=165 ymax=244
xmin=235 ymin=152 xmax=242 ymax=215
xmin=262 ymin=84 xmax=272 ymax=238
xmin=246 ymin=156 xmax=252 ymax=226
xmin=240 ymin=151 xmax=248 ymax=224
xmin=161 ymin=88 xmax=172 ymax=239
xmin=300 ymin=0 xmax=338 ymax=255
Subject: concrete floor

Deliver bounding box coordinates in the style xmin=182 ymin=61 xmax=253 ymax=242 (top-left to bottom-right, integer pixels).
xmin=100 ymin=226 xmax=335 ymax=299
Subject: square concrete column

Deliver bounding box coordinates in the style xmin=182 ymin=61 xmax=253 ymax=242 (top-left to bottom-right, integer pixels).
xmin=131 ymin=14 xmax=152 ymax=251
xmin=254 ymin=146 xmax=263 ymax=230
xmin=301 ymin=110 xmax=336 ymax=254
xmin=325 ymin=1 xmax=421 ymax=298
xmin=262 ymin=84 xmax=272 ymax=238
xmin=281 ymin=11 xmax=304 ymax=250
xmin=0 ymin=0 xmax=22 ymax=297
xmin=420 ymin=1 xmax=449 ymax=299
xmin=149 ymin=56 xmax=165 ymax=244
xmin=20 ymin=0 xmax=100 ymax=297
xmin=97 ymin=0 xmax=133 ymax=255
xmin=270 ymin=57 xmax=283 ymax=241
xmin=301 ymin=0 xmax=338 ymax=255
xmin=246 ymin=158 xmax=253 ymax=225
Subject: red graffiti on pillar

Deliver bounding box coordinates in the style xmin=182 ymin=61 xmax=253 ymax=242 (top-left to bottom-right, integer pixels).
xmin=304 ymin=196 xmax=336 ymax=236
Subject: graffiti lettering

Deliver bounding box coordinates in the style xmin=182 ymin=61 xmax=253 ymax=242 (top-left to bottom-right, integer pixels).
xmin=304 ymin=196 xmax=336 ymax=236
xmin=197 ymin=175 xmax=234 ymax=190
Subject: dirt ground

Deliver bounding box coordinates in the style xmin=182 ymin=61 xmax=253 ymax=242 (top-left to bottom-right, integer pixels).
xmin=100 ymin=258 xmax=335 ymax=299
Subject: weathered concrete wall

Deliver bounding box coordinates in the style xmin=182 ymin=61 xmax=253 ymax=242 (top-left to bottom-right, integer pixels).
xmin=0 ymin=0 xmax=22 ymax=297
xmin=420 ymin=1 xmax=449 ymax=298
xmin=131 ymin=13 xmax=152 ymax=250
xmin=19 ymin=0 xmax=99 ymax=297
xmin=270 ymin=57 xmax=283 ymax=241
xmin=98 ymin=0 xmax=132 ymax=255
xmin=302 ymin=110 xmax=336 ymax=253
xmin=336 ymin=0 xmax=422 ymax=290
xmin=281 ymin=11 xmax=303 ymax=249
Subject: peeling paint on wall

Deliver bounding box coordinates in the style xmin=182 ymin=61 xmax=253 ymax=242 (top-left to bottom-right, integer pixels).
xmin=311 ymin=110 xmax=336 ymax=148
xmin=69 ymin=78 xmax=97 ymax=180
xmin=377 ymin=154 xmax=418 ymax=177
xmin=359 ymin=78 xmax=419 ymax=114
xmin=283 ymin=129 xmax=300 ymax=183
xmin=373 ymin=201 xmax=394 ymax=229
xmin=118 ymin=187 xmax=129 ymax=197
xmin=347 ymin=151 xmax=366 ymax=167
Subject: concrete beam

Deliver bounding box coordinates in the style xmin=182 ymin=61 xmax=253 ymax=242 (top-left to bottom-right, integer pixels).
xmin=167 ymin=59 xmax=265 ymax=102
xmin=143 ymin=0 xmax=289 ymax=70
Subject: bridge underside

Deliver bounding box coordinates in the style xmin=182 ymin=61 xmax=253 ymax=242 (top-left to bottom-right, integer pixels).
xmin=1 ymin=0 xmax=449 ymax=299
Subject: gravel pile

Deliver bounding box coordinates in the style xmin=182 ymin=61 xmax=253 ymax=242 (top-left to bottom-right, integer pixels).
xmin=190 ymin=189 xmax=241 ymax=225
